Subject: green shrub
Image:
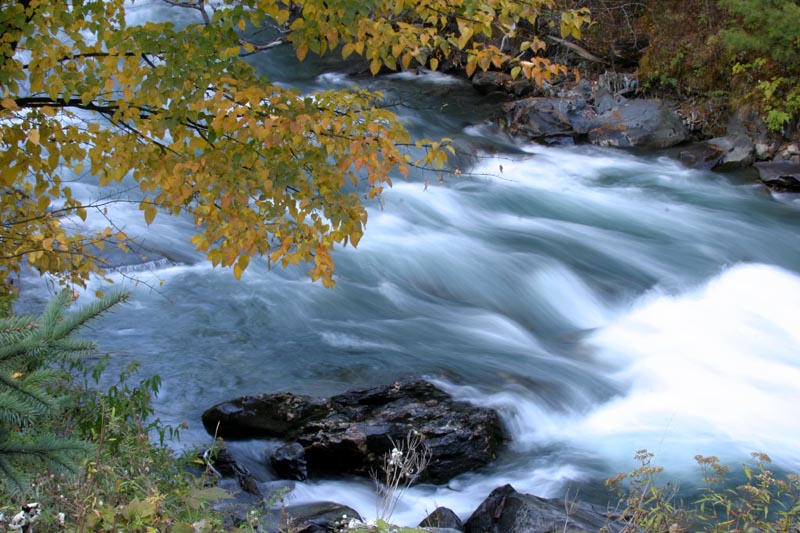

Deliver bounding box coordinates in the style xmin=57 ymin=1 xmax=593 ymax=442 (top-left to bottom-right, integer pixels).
xmin=719 ymin=0 xmax=800 ymax=132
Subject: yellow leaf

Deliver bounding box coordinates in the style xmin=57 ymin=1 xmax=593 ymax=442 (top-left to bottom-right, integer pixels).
xmin=370 ymin=58 xmax=381 ymax=76
xmin=27 ymin=128 xmax=40 ymax=146
xmin=296 ymin=43 xmax=309 ymax=61
xmin=342 ymin=42 xmax=354 ymax=59
xmin=233 ymin=255 xmax=250 ymax=279
xmin=237 ymin=18 xmax=246 ymax=31
xmin=143 ymin=204 xmax=157 ymax=225
xmin=457 ymin=27 xmax=474 ymax=50
xmin=430 ymin=57 xmax=439 ymax=71
xmin=465 ymin=58 xmax=477 ymax=77
xmin=1 ymin=98 xmax=19 ymax=111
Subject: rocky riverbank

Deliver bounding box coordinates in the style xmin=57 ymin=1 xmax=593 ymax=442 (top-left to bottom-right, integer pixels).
xmin=199 ymin=379 xmax=625 ymax=532
xmin=476 ymin=72 xmax=800 ymax=192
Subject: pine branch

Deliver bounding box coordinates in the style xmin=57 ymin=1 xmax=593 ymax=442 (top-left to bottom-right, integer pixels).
xmin=0 ymin=454 xmax=27 ymax=496
xmin=51 ymin=291 xmax=129 ymax=339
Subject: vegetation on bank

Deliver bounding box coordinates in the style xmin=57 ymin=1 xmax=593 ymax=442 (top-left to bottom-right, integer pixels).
xmin=0 ymin=292 xmax=233 ymax=532
xmin=577 ymin=0 xmax=800 ymax=138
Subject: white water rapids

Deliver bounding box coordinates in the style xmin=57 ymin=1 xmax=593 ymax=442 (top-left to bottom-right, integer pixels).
xmin=17 ymin=0 xmax=800 ymax=525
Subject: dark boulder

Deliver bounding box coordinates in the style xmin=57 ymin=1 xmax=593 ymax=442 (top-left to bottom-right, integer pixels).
xmin=203 ymin=379 xmax=506 ymax=484
xmin=754 ymin=162 xmax=800 ymax=191
xmin=419 ymin=506 xmax=464 ymax=531
xmin=270 ymin=442 xmax=308 ymax=481
xmin=202 ymin=392 xmax=329 ymax=440
xmin=588 ymin=99 xmax=689 ymax=149
xmin=464 ymin=484 xmax=623 ymax=533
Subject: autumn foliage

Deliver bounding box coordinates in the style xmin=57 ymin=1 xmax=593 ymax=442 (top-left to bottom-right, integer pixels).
xmin=0 ymin=0 xmax=588 ymax=292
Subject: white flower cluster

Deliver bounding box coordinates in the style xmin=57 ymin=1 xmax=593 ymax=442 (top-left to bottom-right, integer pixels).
xmin=388 ymin=447 xmax=403 ymax=466
xmin=8 ymin=503 xmax=41 ymax=531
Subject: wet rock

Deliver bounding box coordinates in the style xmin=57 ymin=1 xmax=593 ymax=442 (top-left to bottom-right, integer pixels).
xmin=203 ymin=447 xmax=263 ymax=498
xmin=203 ymin=379 xmax=506 ymax=484
xmin=588 ymin=99 xmax=689 ymax=149
xmin=259 ymin=502 xmax=361 ymax=533
xmin=419 ymin=506 xmax=464 ymax=531
xmin=464 ymin=484 xmax=623 ymax=533
xmin=754 ymin=162 xmax=800 ymax=191
xmin=270 ymin=442 xmax=308 ymax=481
xmin=202 ymin=393 xmax=330 ymax=440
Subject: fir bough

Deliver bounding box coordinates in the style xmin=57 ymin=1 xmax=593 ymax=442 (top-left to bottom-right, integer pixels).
xmin=0 ymin=290 xmax=128 ymax=496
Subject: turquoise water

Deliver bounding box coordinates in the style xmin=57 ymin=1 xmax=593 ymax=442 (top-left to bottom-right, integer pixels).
xmin=22 ymin=0 xmax=800 ymax=523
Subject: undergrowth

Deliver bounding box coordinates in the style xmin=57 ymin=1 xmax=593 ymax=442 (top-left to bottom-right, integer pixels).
xmin=607 ymin=450 xmax=800 ymax=532
xmin=0 ymin=293 xmax=229 ymax=532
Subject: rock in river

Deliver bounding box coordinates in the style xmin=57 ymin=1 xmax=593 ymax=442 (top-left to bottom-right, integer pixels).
xmin=202 ymin=379 xmax=506 ymax=484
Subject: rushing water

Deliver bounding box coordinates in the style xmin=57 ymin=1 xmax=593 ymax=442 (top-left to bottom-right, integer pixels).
xmin=20 ymin=1 xmax=800 ymax=525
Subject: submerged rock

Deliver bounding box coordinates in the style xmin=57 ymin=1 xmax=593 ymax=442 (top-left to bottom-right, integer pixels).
xmin=202 ymin=379 xmax=506 ymax=484
xmin=464 ymin=484 xmax=623 ymax=533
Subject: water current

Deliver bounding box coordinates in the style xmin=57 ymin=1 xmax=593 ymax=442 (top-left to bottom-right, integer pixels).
xmin=21 ymin=1 xmax=800 ymax=524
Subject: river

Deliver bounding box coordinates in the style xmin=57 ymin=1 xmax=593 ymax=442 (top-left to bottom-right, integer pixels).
xmin=22 ymin=0 xmax=800 ymax=525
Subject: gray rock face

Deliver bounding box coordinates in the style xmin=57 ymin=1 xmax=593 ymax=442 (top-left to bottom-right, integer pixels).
xmin=588 ymin=99 xmax=689 ymax=149
xmin=503 ymin=97 xmax=595 ymax=143
xmin=708 ymin=135 xmax=756 ymax=170
xmin=678 ymin=134 xmax=755 ymax=171
xmin=202 ymin=379 xmax=506 ymax=484
xmin=504 ymin=96 xmax=689 ymax=149
xmin=464 ymin=484 xmax=623 ymax=533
